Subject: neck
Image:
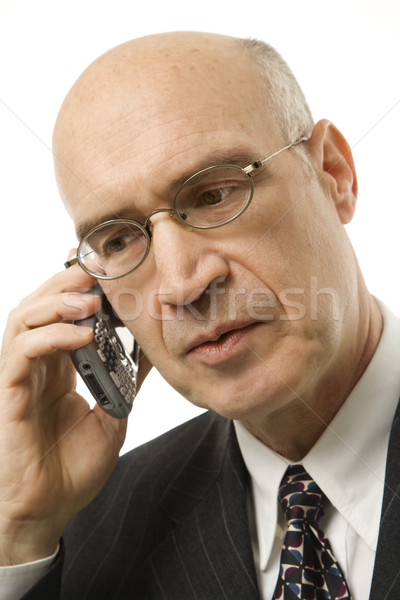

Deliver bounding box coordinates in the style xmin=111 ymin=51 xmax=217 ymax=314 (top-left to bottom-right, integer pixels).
xmin=240 ymin=294 xmax=383 ymax=461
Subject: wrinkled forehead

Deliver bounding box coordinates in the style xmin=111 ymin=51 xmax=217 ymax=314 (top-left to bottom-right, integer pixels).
xmin=53 ymin=36 xmax=281 ymax=222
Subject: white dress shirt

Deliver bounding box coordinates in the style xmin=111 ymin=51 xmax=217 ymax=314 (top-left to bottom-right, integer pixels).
xmin=1 ymin=301 xmax=399 ymax=600
xmin=0 ymin=547 xmax=58 ymax=600
xmin=234 ymin=300 xmax=400 ymax=599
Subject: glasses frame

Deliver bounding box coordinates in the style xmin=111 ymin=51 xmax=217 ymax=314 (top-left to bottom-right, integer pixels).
xmin=65 ymin=136 xmax=308 ymax=279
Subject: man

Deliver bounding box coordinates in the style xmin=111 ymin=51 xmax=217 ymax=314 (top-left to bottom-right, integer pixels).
xmin=0 ymin=31 xmax=398 ymax=599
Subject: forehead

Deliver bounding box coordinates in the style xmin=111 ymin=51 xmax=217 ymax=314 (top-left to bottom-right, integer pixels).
xmin=54 ymin=38 xmax=282 ymax=225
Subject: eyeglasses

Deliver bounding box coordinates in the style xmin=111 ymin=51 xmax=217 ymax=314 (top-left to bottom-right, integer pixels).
xmin=65 ymin=136 xmax=308 ymax=280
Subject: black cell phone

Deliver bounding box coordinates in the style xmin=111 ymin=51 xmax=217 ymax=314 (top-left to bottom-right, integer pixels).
xmin=71 ymin=284 xmax=139 ymax=419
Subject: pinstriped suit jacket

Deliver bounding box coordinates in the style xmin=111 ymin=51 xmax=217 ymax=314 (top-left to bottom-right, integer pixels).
xmin=22 ymin=404 xmax=400 ymax=599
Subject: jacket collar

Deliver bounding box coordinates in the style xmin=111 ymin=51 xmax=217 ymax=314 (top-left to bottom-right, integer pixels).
xmin=148 ymin=414 xmax=259 ymax=599
xmin=370 ymin=398 xmax=400 ymax=599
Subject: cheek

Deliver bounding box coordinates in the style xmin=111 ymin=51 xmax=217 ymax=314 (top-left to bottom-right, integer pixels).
xmin=104 ymin=284 xmax=146 ymax=324
xmin=105 ymin=281 xmax=181 ymax=378
xmin=233 ymin=206 xmax=307 ymax=296
xmin=238 ymin=191 xmax=353 ymax=332
xmin=248 ymin=183 xmax=337 ymax=279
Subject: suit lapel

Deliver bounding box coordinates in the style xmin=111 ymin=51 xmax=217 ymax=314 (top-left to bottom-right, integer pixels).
xmin=138 ymin=395 xmax=400 ymax=599
xmin=370 ymin=399 xmax=400 ymax=599
xmin=145 ymin=417 xmax=259 ymax=599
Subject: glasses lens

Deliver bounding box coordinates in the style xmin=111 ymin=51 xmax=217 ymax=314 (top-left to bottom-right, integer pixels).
xmin=174 ymin=165 xmax=253 ymax=228
xmin=79 ymin=220 xmax=149 ymax=279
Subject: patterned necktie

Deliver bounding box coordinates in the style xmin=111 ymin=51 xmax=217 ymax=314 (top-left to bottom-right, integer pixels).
xmin=273 ymin=464 xmax=352 ymax=600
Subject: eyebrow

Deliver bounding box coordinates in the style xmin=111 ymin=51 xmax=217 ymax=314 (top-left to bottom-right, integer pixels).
xmin=75 ymin=147 xmax=263 ymax=241
xmin=76 ymin=208 xmax=141 ymax=241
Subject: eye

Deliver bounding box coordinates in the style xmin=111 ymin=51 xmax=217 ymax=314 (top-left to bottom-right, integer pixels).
xmin=90 ymin=226 xmax=146 ymax=259
xmin=79 ymin=220 xmax=149 ymax=278
xmin=174 ymin=165 xmax=252 ymax=228
xmin=195 ymin=185 xmax=234 ymax=208
xmin=104 ymin=233 xmax=131 ymax=254
xmin=197 ymin=186 xmax=232 ymax=206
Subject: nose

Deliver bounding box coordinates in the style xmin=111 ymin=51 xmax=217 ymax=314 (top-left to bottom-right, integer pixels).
xmin=149 ymin=212 xmax=229 ymax=306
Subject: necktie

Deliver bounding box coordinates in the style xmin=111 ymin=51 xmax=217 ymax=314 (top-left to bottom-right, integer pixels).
xmin=273 ymin=464 xmax=352 ymax=600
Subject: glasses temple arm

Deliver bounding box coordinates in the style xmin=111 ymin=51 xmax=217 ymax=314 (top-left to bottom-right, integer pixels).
xmin=243 ymin=135 xmax=308 ymax=174
xmin=64 ymin=256 xmax=79 ymax=269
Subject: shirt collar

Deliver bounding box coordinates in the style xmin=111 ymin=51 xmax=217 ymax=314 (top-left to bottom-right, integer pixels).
xmin=304 ymin=299 xmax=400 ymax=549
xmin=234 ymin=300 xmax=400 ymax=570
xmin=234 ymin=419 xmax=288 ymax=569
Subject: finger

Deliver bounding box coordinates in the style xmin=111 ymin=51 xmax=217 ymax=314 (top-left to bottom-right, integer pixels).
xmin=67 ymin=247 xmax=78 ymax=261
xmin=19 ymin=264 xmax=96 ymax=307
xmin=1 ymin=292 xmax=101 ymax=358
xmin=0 ymin=323 xmax=93 ymax=387
xmin=19 ymin=292 xmax=100 ymax=329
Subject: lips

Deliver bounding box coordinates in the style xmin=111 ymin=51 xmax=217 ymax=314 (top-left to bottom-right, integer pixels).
xmin=186 ymin=321 xmax=261 ymax=362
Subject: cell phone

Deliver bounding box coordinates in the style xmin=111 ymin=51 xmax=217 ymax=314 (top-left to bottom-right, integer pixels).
xmin=71 ymin=284 xmax=139 ymax=419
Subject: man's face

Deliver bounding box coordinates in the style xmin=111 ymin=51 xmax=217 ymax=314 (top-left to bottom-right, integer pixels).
xmin=55 ymin=35 xmax=356 ymax=423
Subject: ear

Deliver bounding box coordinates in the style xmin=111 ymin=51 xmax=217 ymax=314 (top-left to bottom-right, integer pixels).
xmin=306 ymin=119 xmax=358 ymax=224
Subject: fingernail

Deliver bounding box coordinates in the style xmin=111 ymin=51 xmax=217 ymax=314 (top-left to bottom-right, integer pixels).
xmin=74 ymin=325 xmax=93 ymax=336
xmin=67 ymin=248 xmax=78 ymax=260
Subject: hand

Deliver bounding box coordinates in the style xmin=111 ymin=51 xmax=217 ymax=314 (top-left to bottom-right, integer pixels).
xmin=0 ymin=265 xmax=147 ymax=565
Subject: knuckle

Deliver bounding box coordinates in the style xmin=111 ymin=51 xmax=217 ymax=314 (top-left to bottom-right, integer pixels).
xmin=8 ymin=304 xmax=33 ymax=333
xmin=7 ymin=305 xmax=22 ymax=325
xmin=9 ymin=330 xmax=30 ymax=354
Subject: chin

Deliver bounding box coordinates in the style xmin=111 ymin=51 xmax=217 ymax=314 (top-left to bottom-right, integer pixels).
xmin=185 ymin=374 xmax=293 ymax=422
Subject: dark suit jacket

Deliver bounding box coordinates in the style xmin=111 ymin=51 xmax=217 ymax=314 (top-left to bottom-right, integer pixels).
xmin=22 ymin=404 xmax=400 ymax=599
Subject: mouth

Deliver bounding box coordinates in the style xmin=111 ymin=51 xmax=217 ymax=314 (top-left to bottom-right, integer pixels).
xmin=186 ymin=321 xmax=262 ymax=363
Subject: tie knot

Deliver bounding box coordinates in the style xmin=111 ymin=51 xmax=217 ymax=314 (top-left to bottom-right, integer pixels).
xmin=278 ymin=464 xmax=324 ymax=524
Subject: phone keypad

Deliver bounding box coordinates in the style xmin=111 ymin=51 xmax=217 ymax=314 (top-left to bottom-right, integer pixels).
xmin=94 ymin=320 xmax=137 ymax=404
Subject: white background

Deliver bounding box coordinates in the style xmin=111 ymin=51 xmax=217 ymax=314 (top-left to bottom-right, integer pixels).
xmin=0 ymin=0 xmax=399 ymax=454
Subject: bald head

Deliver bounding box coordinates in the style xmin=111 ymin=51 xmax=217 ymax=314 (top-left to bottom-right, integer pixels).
xmin=53 ymin=31 xmax=312 ymax=223
xmin=53 ymin=34 xmax=254 ymax=209
xmin=53 ymin=33 xmax=269 ymax=146
xmin=54 ymin=32 xmax=245 ymax=133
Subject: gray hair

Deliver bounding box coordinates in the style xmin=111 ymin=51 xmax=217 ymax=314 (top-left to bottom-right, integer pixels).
xmin=239 ymin=38 xmax=314 ymax=144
